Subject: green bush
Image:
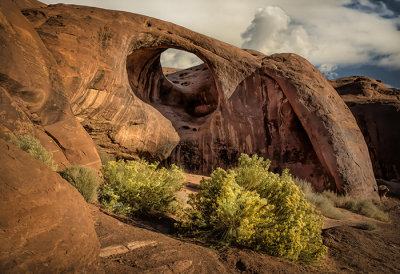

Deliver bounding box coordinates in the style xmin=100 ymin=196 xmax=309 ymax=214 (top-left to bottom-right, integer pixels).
xmin=180 ymin=154 xmax=327 ymax=263
xmin=9 ymin=134 xmax=57 ymax=171
xmin=99 ymin=159 xmax=185 ymax=216
xmin=59 ymin=165 xmax=101 ymax=203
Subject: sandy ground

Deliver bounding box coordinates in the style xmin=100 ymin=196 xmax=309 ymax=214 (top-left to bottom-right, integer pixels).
xmin=92 ymin=174 xmax=400 ymax=273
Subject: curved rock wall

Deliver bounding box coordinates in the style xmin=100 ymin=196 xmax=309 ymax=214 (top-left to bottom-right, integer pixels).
xmin=1 ymin=1 xmax=379 ymax=198
xmin=0 ymin=0 xmax=101 ymax=170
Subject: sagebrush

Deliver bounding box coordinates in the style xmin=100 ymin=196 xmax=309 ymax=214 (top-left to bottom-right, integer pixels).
xmin=323 ymin=191 xmax=388 ymax=222
xmin=9 ymin=134 xmax=57 ymax=171
xmin=59 ymin=165 xmax=101 ymax=203
xmin=179 ymin=154 xmax=327 ymax=263
xmin=99 ymin=159 xmax=185 ymax=216
xmin=294 ymin=178 xmax=344 ymax=219
xmin=294 ymin=178 xmax=388 ymax=222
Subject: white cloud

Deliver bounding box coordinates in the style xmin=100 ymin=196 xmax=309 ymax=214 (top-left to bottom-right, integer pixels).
xmin=240 ymin=1 xmax=400 ymax=77
xmin=160 ymin=49 xmax=203 ymax=68
xmin=241 ymin=7 xmax=314 ymax=58
xmin=318 ymin=64 xmax=339 ymax=79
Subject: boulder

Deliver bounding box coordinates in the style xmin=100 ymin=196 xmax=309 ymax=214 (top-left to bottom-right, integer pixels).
xmin=0 ymin=139 xmax=100 ymax=272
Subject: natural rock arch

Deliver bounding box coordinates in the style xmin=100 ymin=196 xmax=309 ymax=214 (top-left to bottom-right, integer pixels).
xmin=2 ymin=2 xmax=378 ymax=198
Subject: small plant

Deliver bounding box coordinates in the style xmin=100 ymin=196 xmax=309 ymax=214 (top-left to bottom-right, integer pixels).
xmin=328 ymin=194 xmax=389 ymax=222
xmin=294 ymin=178 xmax=344 ymax=220
xmin=9 ymin=134 xmax=57 ymax=171
xmin=179 ymin=154 xmax=327 ymax=263
xmin=293 ymin=178 xmax=388 ymax=222
xmin=99 ymin=159 xmax=185 ymax=216
xmin=59 ymin=165 xmax=101 ymax=203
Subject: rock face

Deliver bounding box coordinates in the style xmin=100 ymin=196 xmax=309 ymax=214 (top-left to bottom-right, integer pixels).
xmin=331 ymin=76 xmax=400 ymax=181
xmin=0 ymin=0 xmax=101 ymax=170
xmin=0 ymin=139 xmax=100 ymax=272
xmin=0 ymin=0 xmax=379 ymax=198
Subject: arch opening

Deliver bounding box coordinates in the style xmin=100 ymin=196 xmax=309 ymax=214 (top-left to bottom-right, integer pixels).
xmin=126 ymin=47 xmax=219 ymax=126
xmin=160 ymin=48 xmax=203 ymax=72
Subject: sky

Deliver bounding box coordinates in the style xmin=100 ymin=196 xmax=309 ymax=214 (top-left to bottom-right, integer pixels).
xmin=41 ymin=0 xmax=400 ymax=88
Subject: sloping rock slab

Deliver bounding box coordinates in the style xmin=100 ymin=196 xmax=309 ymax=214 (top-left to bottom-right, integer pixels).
xmin=0 ymin=139 xmax=101 ymax=272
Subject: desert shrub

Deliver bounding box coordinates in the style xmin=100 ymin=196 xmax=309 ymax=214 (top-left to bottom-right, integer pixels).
xmin=327 ymin=194 xmax=388 ymax=222
xmin=180 ymin=154 xmax=327 ymax=263
xmin=293 ymin=177 xmax=388 ymax=222
xmin=59 ymin=165 xmax=101 ymax=203
xmin=99 ymin=159 xmax=185 ymax=216
xmin=294 ymin=178 xmax=344 ymax=220
xmin=9 ymin=134 xmax=57 ymax=171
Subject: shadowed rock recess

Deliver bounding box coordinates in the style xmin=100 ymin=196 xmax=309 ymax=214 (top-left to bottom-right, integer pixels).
xmin=0 ymin=0 xmax=380 ymax=198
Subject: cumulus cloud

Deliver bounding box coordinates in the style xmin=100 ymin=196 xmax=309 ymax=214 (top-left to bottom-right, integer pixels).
xmin=241 ymin=7 xmax=314 ymax=58
xmin=160 ymin=49 xmax=203 ymax=68
xmin=240 ymin=1 xmax=400 ymax=78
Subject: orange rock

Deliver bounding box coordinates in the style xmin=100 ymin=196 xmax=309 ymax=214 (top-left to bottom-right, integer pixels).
xmin=0 ymin=0 xmax=379 ymax=198
xmin=0 ymin=0 xmax=101 ymax=170
xmin=0 ymin=139 xmax=101 ymax=272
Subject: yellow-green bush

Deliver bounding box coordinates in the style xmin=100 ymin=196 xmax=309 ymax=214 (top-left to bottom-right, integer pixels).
xmin=99 ymin=160 xmax=185 ymax=216
xmin=180 ymin=154 xmax=326 ymax=263
xmin=59 ymin=165 xmax=101 ymax=203
xmin=9 ymin=134 xmax=57 ymax=171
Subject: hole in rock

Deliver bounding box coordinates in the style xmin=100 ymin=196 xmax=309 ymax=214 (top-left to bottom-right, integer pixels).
xmin=158 ymin=49 xmax=218 ymax=118
xmin=126 ymin=47 xmax=219 ymax=134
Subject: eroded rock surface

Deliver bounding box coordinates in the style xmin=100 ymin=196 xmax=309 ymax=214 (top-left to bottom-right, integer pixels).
xmin=331 ymin=76 xmax=400 ymax=181
xmin=1 ymin=1 xmax=379 ymax=197
xmin=0 ymin=139 xmax=100 ymax=272
xmin=0 ymin=0 xmax=101 ymax=170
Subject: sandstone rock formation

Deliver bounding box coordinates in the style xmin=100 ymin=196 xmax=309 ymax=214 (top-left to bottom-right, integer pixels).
xmin=0 ymin=0 xmax=379 ymax=197
xmin=331 ymin=76 xmax=400 ymax=181
xmin=0 ymin=0 xmax=101 ymax=170
xmin=0 ymin=139 xmax=100 ymax=272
